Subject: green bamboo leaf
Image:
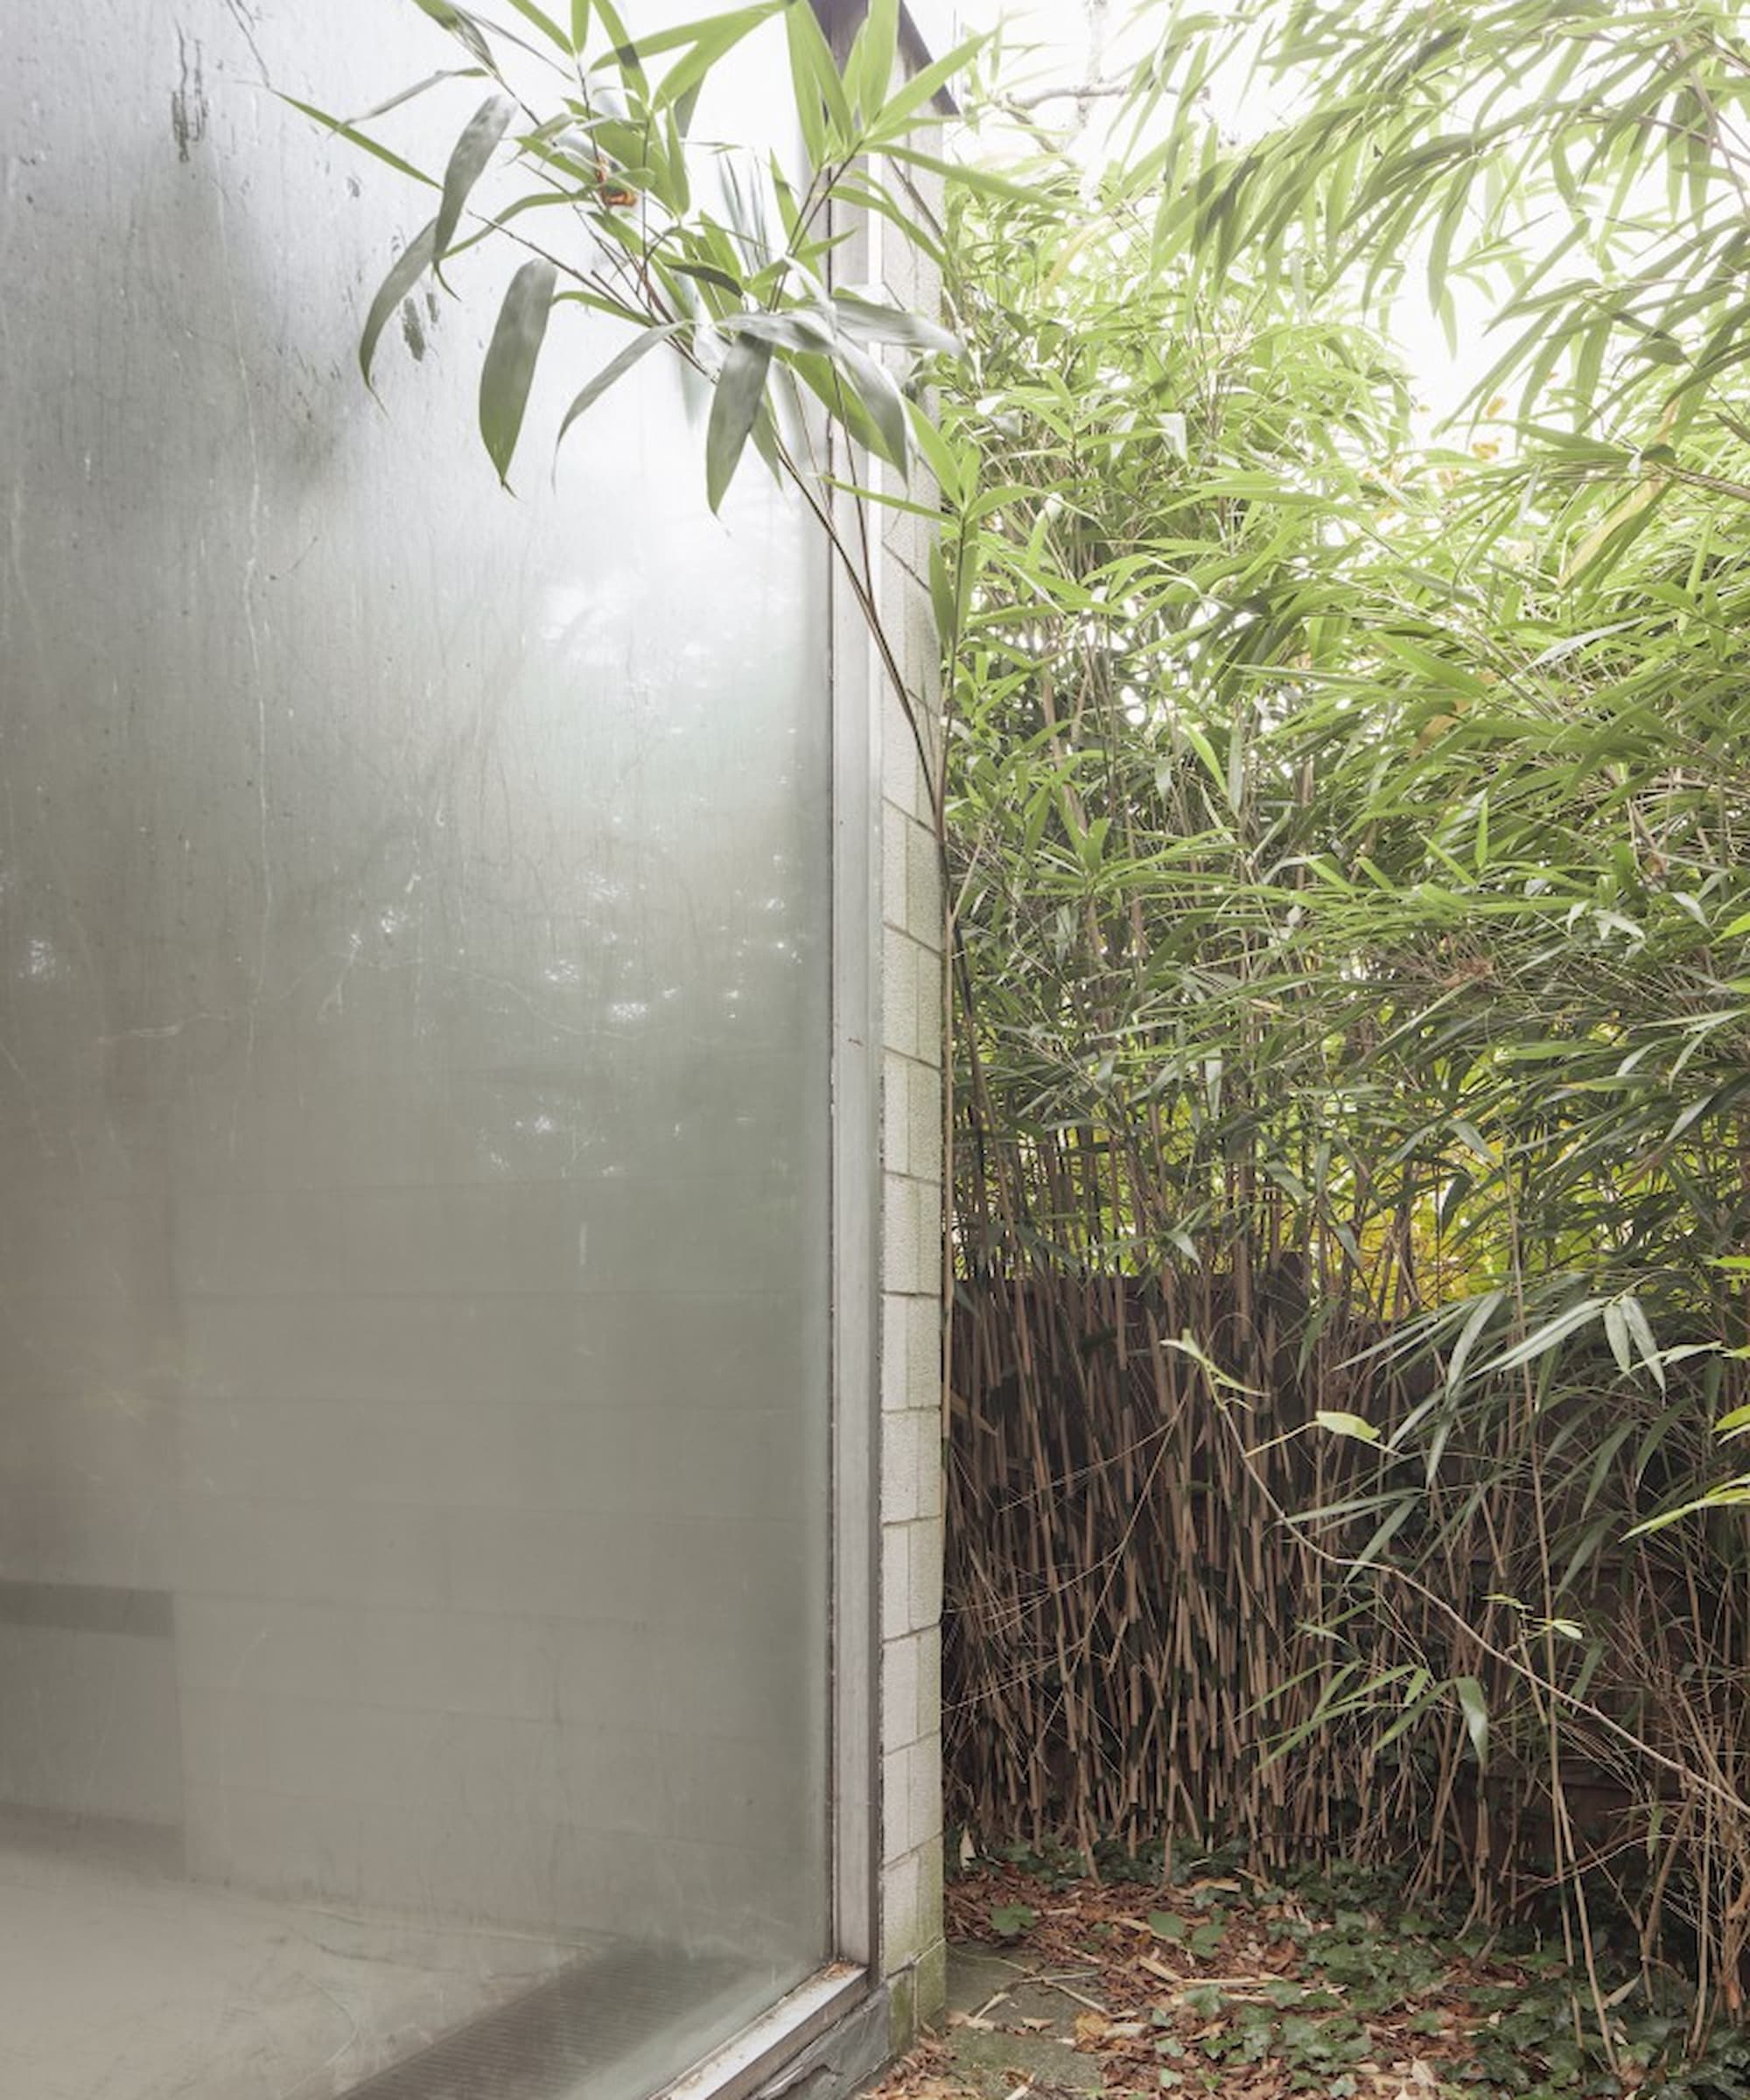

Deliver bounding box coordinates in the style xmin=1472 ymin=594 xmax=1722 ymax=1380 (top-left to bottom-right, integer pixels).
xmin=835 ymin=340 xmax=909 ymax=471
xmin=883 ymin=144 xmax=1054 ymax=206
xmin=1350 ymin=1494 xmax=1416 ymax=1570
xmin=1375 ymin=1676 xmax=1437 ymax=1751
xmin=1313 ymin=1409 xmax=1381 ymax=1444
xmin=706 ymin=332 xmax=773 ymax=513
xmin=831 ymin=289 xmax=962 ymax=358
xmin=652 ymin=2 xmax=789 ymax=112
xmin=819 ymin=476 xmax=940 ymax=520
xmin=350 ymin=67 xmax=487 ymax=122
xmin=748 ymin=394 xmax=782 ymax=482
xmin=1450 ymin=1119 xmax=1495 ymax=1167
xmin=498 ymin=0 xmax=570 ymax=51
xmin=1452 ymin=1676 xmax=1488 ymax=1768
xmin=730 ymin=309 xmax=836 ymax=354
xmin=928 ymin=536 xmax=955 ymax=644
xmin=556 ymin=322 xmax=686 ymax=451
xmin=1602 ymin=1298 xmax=1633 ymax=1377
xmin=360 ymin=217 xmax=439 ymax=388
xmin=590 ymin=0 xmax=647 ymax=88
xmin=594 ymin=1 xmax=777 ymax=63
xmin=672 ymin=259 xmax=744 ymax=296
xmin=279 ymin=94 xmax=438 ymax=189
xmin=862 ymin=33 xmax=984 ymax=143
xmin=785 ymin=0 xmax=851 ymax=158
xmin=479 ymin=258 xmax=556 ymax=486
xmin=827 ymin=166 xmax=948 ymax=268
xmin=435 ymin=93 xmax=515 ymax=262
xmin=846 ymin=0 xmax=900 ymax=122
xmin=1620 ymin=1297 xmax=1666 ymax=1392
xmin=410 ymin=0 xmax=494 ymax=69
xmin=1630 ymin=1475 xmax=1750 ymax=1537
xmin=1485 ymin=1298 xmax=1604 ymax=1378
xmin=907 ymin=400 xmax=967 ymax=506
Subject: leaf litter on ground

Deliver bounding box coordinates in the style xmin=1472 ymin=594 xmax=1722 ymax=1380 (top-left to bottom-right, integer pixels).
xmin=858 ymin=1858 xmax=1750 ymax=2100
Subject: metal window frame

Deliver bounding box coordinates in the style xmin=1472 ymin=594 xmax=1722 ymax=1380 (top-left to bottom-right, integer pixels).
xmin=630 ymin=234 xmax=881 ymax=2100
xmin=644 ymin=4 xmax=948 ymax=2092
xmin=638 ymin=431 xmax=886 ymax=2100
xmin=827 ymin=259 xmax=885 ymax=1983
xmin=634 ymin=386 xmax=881 ymax=2100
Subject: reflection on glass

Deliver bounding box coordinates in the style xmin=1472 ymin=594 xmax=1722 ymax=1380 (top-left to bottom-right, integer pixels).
xmin=0 ymin=4 xmax=830 ymax=2095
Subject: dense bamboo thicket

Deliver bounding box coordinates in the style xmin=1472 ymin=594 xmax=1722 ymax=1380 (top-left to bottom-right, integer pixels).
xmin=946 ymin=1274 xmax=1750 ymax=2020
xmin=933 ymin=3 xmax=1750 ymax=2043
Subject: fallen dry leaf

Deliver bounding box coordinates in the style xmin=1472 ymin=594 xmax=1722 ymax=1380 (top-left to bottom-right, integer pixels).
xmin=933 ymin=1861 xmax=1598 ymax=2100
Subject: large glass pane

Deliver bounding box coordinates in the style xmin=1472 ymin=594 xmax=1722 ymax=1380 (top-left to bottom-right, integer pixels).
xmin=0 ymin=5 xmax=831 ymax=2096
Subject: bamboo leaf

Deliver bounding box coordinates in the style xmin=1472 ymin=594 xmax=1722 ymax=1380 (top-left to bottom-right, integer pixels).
xmin=479 ymin=257 xmax=556 ymax=486
xmin=863 ymin=33 xmax=984 ymax=143
xmin=350 ymin=68 xmax=488 ymax=123
xmin=409 ymin=0 xmax=495 ymax=69
xmin=279 ymin=94 xmax=438 ymax=188
xmin=846 ymin=0 xmax=900 ymax=122
xmin=1452 ymin=1676 xmax=1488 ymax=1768
xmin=785 ymin=0 xmax=851 ymax=158
xmin=1313 ymin=1409 xmax=1381 ymax=1445
xmin=360 ymin=217 xmax=439 ymax=387
xmin=832 ymin=289 xmax=962 ymax=358
xmin=498 ymin=0 xmax=570 ymax=51
xmin=1484 ymin=1299 xmax=1604 ymax=1379
xmin=1603 ymin=1298 xmax=1633 ymax=1377
xmin=834 ymin=339 xmax=910 ymax=471
xmin=652 ymin=2 xmax=790 ymax=113
xmin=556 ymin=321 xmax=687 ymax=452
xmin=706 ymin=332 xmax=773 ymax=512
xmin=435 ymin=93 xmax=516 ymax=262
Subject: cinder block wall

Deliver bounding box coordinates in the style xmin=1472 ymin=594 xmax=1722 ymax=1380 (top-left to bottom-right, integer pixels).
xmin=867 ymin=158 xmax=949 ymax=2047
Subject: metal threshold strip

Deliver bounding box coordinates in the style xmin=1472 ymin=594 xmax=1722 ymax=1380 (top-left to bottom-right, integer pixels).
xmin=661 ymin=1965 xmax=869 ymax=2100
xmin=337 ymin=1947 xmax=867 ymax=2100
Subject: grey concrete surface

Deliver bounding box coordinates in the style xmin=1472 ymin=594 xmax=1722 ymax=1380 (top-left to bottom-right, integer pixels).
xmin=0 ymin=1814 xmax=581 ymax=2100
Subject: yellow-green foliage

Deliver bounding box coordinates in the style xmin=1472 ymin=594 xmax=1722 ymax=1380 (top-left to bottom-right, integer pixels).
xmin=939 ymin=3 xmax=1750 ymax=2059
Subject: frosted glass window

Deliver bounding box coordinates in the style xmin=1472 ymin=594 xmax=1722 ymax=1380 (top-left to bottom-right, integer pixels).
xmin=0 ymin=4 xmax=833 ymax=2096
